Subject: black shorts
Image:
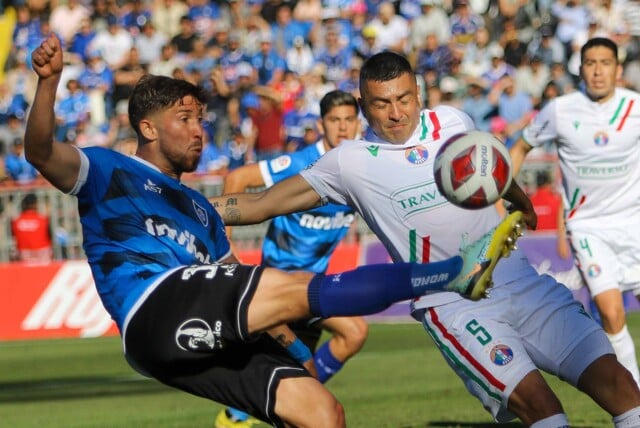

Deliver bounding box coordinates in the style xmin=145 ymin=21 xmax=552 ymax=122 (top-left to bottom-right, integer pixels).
xmin=123 ymin=264 xmax=311 ymax=426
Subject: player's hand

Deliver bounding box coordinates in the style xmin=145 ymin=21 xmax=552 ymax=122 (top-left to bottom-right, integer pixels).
xmin=31 ymin=34 xmax=64 ymax=80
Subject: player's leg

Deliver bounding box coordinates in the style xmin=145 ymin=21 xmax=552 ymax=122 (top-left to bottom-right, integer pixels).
xmin=247 ymin=212 xmax=524 ymax=333
xmin=122 ymin=267 xmax=341 ymax=427
xmin=314 ymin=317 xmax=369 ymax=383
xmin=570 ymin=228 xmax=640 ymax=385
xmin=274 ymin=376 xmax=345 ymax=427
xmin=420 ymin=273 xmax=571 ymax=426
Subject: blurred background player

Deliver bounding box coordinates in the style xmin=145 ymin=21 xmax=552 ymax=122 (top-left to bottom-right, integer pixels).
xmin=511 ymin=37 xmax=640 ymax=387
xmin=215 ymin=90 xmax=367 ymax=428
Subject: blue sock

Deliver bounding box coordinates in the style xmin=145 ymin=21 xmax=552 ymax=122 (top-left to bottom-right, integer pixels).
xmin=314 ymin=341 xmax=343 ymax=383
xmin=226 ymin=407 xmax=249 ymax=421
xmin=307 ymin=257 xmax=462 ymax=318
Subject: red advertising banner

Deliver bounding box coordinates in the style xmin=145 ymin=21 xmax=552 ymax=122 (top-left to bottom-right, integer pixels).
xmin=0 ymin=243 xmax=361 ymax=341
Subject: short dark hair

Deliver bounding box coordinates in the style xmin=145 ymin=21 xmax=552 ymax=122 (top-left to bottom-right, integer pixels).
xmin=319 ymin=90 xmax=359 ymax=118
xmin=21 ymin=193 xmax=38 ymax=211
xmin=581 ymin=37 xmax=618 ymax=64
xmin=128 ymin=75 xmax=207 ymax=139
xmin=359 ymin=51 xmax=413 ymax=88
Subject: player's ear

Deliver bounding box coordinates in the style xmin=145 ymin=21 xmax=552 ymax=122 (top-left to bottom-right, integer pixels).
xmin=139 ymin=119 xmax=157 ymax=141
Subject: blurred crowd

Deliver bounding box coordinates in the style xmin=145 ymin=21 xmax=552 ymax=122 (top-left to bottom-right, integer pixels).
xmin=1 ymin=0 xmax=640 ymax=185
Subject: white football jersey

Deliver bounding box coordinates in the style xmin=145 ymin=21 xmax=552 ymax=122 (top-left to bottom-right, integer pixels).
xmin=522 ymin=88 xmax=640 ymax=230
xmin=301 ymin=106 xmax=534 ymax=308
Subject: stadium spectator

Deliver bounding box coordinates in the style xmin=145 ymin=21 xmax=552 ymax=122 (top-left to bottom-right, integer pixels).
xmin=270 ymin=4 xmax=308 ymax=57
xmin=250 ymin=31 xmax=286 ymax=86
xmin=246 ymin=85 xmax=286 ymax=161
xmin=449 ymin=0 xmax=484 ymax=47
xmin=480 ymin=43 xmax=516 ymax=88
xmin=528 ymin=169 xmax=563 ymax=232
xmin=54 ymin=79 xmax=91 ymax=143
xmin=366 ymin=1 xmax=409 ymax=54
xmin=5 ymin=138 xmax=38 ymax=184
xmin=499 ymin=18 xmax=528 ymax=68
xmin=187 ymin=0 xmax=221 ymax=42
xmin=68 ymin=17 xmax=97 ymax=64
xmin=314 ymin=26 xmax=353 ymax=84
xmin=49 ymin=0 xmax=90 ymax=45
xmin=184 ymin=38 xmax=217 ymax=86
xmin=151 ymin=0 xmax=189 ymax=38
xmin=218 ymin=32 xmax=251 ymax=86
xmin=120 ymin=0 xmax=152 ymax=36
xmin=0 ymin=114 xmax=26 ymax=158
xmin=148 ymin=43 xmax=181 ymax=77
xmin=514 ymin=55 xmax=551 ymax=107
xmin=459 ymin=26 xmax=493 ymax=80
xmin=409 ymin=0 xmax=450 ymax=51
xmin=11 ymin=193 xmax=52 ymax=264
xmin=461 ymin=82 xmax=494 ymax=132
xmin=134 ymin=21 xmax=168 ymax=66
xmin=170 ymin=15 xmax=199 ymax=58
xmin=415 ymin=32 xmax=454 ymax=79
xmin=76 ymin=52 xmax=114 ymax=130
xmin=89 ymin=14 xmax=134 ymax=71
xmin=0 ymin=82 xmax=29 ymax=125
xmin=526 ymin=25 xmax=566 ymax=68
xmin=113 ymin=47 xmax=147 ymax=107
xmin=11 ymin=5 xmax=41 ymax=57
xmin=487 ymin=74 xmax=534 ymax=148
xmin=285 ymin=35 xmax=315 ymax=76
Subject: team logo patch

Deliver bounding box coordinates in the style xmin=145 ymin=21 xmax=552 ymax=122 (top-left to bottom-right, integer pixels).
xmin=405 ymin=146 xmax=429 ymax=164
xmin=593 ymin=131 xmax=609 ymax=146
xmin=490 ymin=344 xmax=514 ymax=366
xmin=587 ymin=264 xmax=601 ymax=278
xmin=269 ymin=155 xmax=292 ymax=173
xmin=175 ymin=318 xmax=223 ymax=351
xmin=193 ymin=200 xmax=209 ymax=227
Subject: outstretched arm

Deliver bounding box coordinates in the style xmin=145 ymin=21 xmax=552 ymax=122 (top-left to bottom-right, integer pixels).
xmin=509 ymin=137 xmax=533 ymax=176
xmin=25 ymin=34 xmax=82 ymax=193
xmin=211 ymin=174 xmax=321 ymax=225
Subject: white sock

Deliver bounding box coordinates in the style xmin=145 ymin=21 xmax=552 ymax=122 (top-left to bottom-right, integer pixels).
xmin=613 ymin=406 xmax=640 ymax=427
xmin=529 ymin=414 xmax=569 ymax=428
xmin=607 ymin=325 xmax=640 ymax=387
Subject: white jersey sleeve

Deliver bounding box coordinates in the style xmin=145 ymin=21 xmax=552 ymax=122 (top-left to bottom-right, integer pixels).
xmin=522 ymin=99 xmax=559 ymax=147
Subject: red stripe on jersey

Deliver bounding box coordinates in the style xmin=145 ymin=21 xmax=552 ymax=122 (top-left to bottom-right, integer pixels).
xmin=617 ymin=99 xmax=634 ymax=131
xmin=422 ymin=236 xmax=430 ymax=263
xmin=427 ymin=308 xmax=507 ymax=391
xmin=429 ymin=111 xmax=441 ymax=140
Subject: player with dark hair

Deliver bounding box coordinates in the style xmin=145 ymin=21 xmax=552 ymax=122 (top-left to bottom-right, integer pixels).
xmin=511 ymin=37 xmax=640 ymax=388
xmin=216 ymin=90 xmax=366 ymax=427
xmin=25 ymin=34 xmax=520 ymax=427
xmin=211 ymin=50 xmax=640 ymax=427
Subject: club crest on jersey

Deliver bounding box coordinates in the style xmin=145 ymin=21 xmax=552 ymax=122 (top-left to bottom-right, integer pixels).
xmin=269 ymin=155 xmax=292 ymax=174
xmin=587 ymin=264 xmax=602 ymax=278
xmin=593 ymin=131 xmax=609 ymax=146
xmin=175 ymin=318 xmax=224 ymax=351
xmin=490 ymin=344 xmax=514 ymax=366
xmin=405 ymin=146 xmax=429 ymax=164
xmin=193 ymin=200 xmax=209 ymax=227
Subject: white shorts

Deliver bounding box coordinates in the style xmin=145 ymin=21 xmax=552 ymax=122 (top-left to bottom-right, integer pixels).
xmin=569 ymin=222 xmax=640 ymax=296
xmin=419 ymin=273 xmax=612 ymax=422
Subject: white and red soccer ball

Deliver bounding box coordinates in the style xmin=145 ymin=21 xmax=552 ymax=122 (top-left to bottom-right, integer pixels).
xmin=434 ymin=130 xmax=513 ymax=209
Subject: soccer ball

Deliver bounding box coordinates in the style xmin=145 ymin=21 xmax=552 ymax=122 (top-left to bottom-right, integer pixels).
xmin=434 ymin=130 xmax=513 ymax=209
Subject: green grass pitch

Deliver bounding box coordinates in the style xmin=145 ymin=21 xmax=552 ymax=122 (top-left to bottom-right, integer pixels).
xmin=3 ymin=313 xmax=638 ymax=427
